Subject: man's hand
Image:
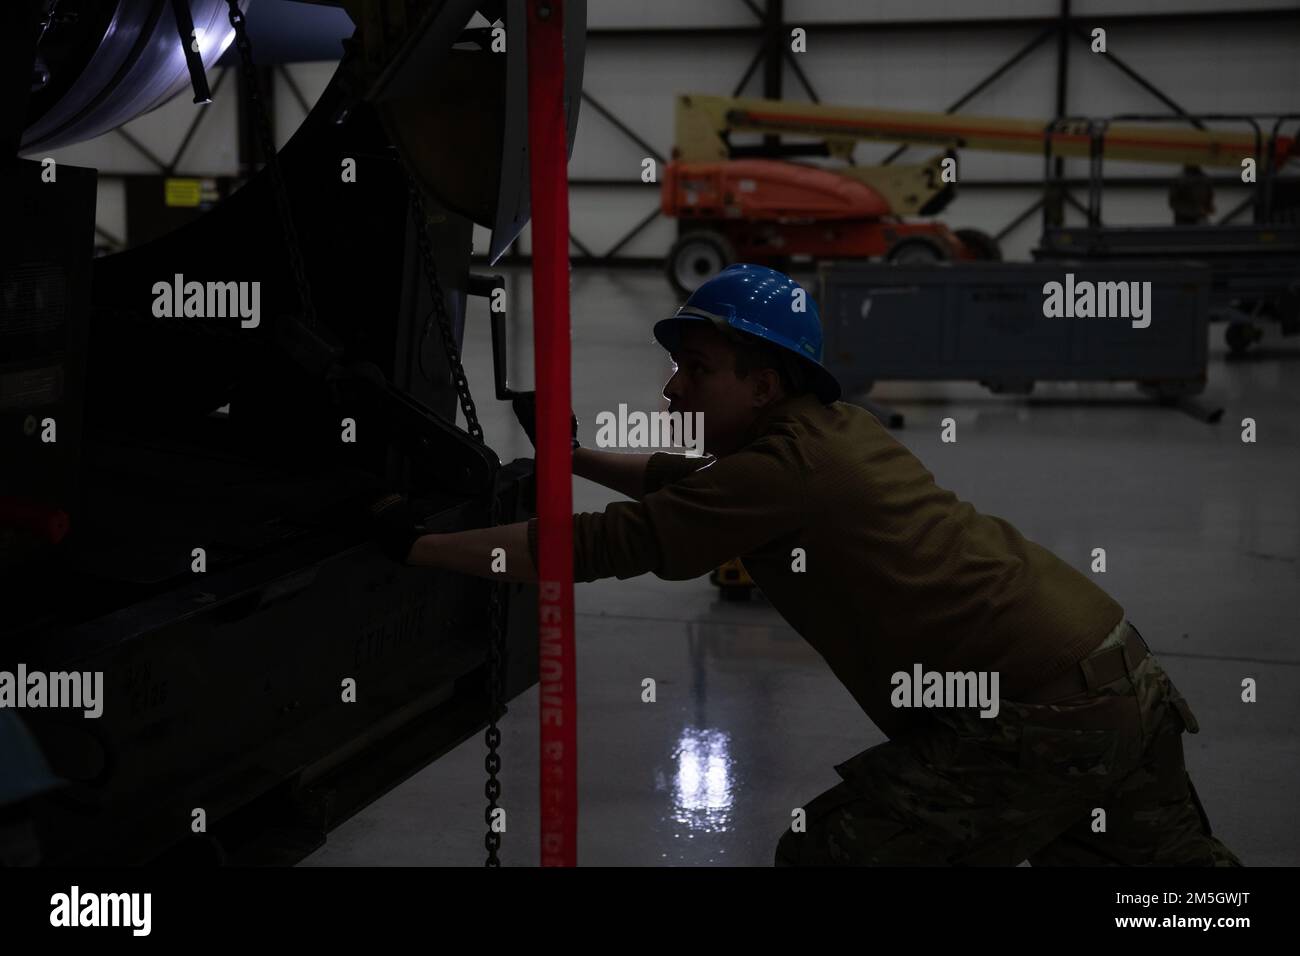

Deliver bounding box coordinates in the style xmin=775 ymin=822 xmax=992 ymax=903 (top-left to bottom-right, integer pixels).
xmin=511 ymin=391 xmax=578 ymax=450
xmin=368 ymin=493 xmax=424 ymax=564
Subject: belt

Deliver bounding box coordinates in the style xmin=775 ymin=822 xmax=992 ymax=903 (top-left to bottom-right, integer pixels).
xmin=1019 ymin=623 xmax=1149 ymax=704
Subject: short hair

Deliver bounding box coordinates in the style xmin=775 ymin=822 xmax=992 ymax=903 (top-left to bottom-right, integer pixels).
xmin=707 ymin=320 xmax=812 ymax=397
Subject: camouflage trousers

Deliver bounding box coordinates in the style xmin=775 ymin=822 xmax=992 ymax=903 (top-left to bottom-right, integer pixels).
xmin=775 ymin=620 xmax=1242 ymax=866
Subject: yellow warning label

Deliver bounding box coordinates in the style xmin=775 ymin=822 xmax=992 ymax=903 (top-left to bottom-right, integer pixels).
xmin=164 ymin=178 xmax=202 ymax=207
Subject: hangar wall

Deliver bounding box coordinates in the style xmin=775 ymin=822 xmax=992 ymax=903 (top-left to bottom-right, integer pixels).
xmin=22 ymin=1 xmax=1300 ymax=264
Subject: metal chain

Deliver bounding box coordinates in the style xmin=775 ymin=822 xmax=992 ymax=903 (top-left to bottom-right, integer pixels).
xmin=483 ymin=480 xmax=507 ymax=867
xmin=221 ymin=0 xmax=508 ymax=867
xmin=406 ymin=180 xmax=485 ymax=443
xmin=407 ymin=179 xmax=508 ymax=868
xmin=223 ymin=0 xmax=317 ymax=329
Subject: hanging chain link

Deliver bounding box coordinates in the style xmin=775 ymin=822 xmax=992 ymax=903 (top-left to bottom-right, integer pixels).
xmin=223 ymin=0 xmax=317 ymax=329
xmin=222 ymin=0 xmax=509 ymax=867
xmin=482 ymin=494 xmax=507 ymax=867
xmin=406 ymin=180 xmax=485 ymax=443
xmin=407 ymin=182 xmax=508 ymax=869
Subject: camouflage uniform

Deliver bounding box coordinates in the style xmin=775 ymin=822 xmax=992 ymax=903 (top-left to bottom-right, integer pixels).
xmin=775 ymin=620 xmax=1242 ymax=866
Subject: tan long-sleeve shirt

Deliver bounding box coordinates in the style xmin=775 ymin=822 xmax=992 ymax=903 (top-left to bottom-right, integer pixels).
xmin=527 ymin=392 xmax=1124 ymax=738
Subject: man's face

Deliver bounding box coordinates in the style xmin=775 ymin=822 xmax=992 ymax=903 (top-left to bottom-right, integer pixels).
xmin=662 ymin=323 xmax=783 ymax=457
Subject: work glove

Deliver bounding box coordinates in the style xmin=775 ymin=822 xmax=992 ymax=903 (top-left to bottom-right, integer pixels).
xmin=367 ymin=493 xmax=424 ymax=564
xmin=511 ymin=391 xmax=578 ymax=450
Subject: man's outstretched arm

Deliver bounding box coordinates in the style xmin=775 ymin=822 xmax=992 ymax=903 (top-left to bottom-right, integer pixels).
xmin=369 ymin=444 xmax=726 ymax=585
xmin=573 ymin=447 xmax=713 ymax=500
xmin=572 ymin=447 xmax=654 ymax=500
xmin=407 ymin=521 xmax=538 ymax=583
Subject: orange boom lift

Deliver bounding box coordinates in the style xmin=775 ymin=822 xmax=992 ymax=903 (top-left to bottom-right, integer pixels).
xmin=661 ymin=93 xmax=1294 ymax=295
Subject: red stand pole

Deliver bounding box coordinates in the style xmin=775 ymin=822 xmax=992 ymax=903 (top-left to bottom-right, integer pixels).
xmin=526 ymin=0 xmax=577 ymax=868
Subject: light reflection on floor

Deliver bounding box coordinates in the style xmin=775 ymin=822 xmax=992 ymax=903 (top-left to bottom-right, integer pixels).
xmin=669 ymin=726 xmax=734 ymax=835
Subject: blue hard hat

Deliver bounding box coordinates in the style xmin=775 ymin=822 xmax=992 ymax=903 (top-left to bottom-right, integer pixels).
xmin=654 ymin=263 xmax=841 ymax=403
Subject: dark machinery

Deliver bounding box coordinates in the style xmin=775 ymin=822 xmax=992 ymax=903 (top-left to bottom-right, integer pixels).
xmin=818 ymin=260 xmax=1218 ymax=426
xmin=1 ymin=0 xmax=585 ymax=864
xmin=1034 ymin=114 xmax=1300 ymax=355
